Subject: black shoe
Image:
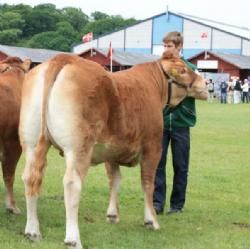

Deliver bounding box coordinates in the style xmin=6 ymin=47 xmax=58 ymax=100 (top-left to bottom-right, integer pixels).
xmin=154 ymin=205 xmax=164 ymax=215
xmin=167 ymin=208 xmax=182 ymax=215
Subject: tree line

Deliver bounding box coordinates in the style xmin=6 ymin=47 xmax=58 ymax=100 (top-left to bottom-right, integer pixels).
xmin=0 ymin=3 xmax=138 ymax=51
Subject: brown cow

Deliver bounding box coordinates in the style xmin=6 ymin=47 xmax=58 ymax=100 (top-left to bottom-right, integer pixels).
xmin=0 ymin=57 xmax=31 ymax=213
xmin=19 ymin=53 xmax=207 ymax=249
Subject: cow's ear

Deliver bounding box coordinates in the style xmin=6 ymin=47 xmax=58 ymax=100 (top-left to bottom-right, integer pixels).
xmin=21 ymin=59 xmax=32 ymax=72
xmin=162 ymin=51 xmax=174 ymax=59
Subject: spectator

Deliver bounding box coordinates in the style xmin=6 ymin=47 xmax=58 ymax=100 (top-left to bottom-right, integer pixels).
xmin=242 ymin=79 xmax=249 ymax=103
xmin=220 ymin=80 xmax=228 ymax=104
xmin=234 ymin=78 xmax=242 ymax=104
xmin=248 ymin=79 xmax=250 ymax=102
xmin=207 ymin=79 xmax=214 ymax=103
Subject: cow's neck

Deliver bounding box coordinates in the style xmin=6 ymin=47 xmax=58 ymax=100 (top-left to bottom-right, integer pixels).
xmin=139 ymin=62 xmax=167 ymax=108
xmin=125 ymin=62 xmax=167 ymax=107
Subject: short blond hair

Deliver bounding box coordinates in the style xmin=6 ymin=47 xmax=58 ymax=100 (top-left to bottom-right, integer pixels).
xmin=163 ymin=31 xmax=183 ymax=48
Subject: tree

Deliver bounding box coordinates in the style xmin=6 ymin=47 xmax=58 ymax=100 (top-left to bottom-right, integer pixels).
xmin=7 ymin=3 xmax=33 ymax=16
xmin=0 ymin=3 xmax=138 ymax=51
xmin=22 ymin=7 xmax=60 ymax=37
xmin=34 ymin=3 xmax=57 ymax=10
xmin=28 ymin=22 xmax=78 ymax=51
xmin=0 ymin=12 xmax=25 ymax=30
xmin=90 ymin=11 xmax=109 ymax=21
xmin=56 ymin=21 xmax=77 ymax=37
xmin=28 ymin=31 xmax=59 ymax=49
xmin=0 ymin=29 xmax=22 ymax=45
xmin=61 ymin=7 xmax=89 ymax=32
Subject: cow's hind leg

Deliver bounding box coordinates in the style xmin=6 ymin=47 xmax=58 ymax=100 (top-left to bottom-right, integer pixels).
xmin=22 ymin=137 xmax=50 ymax=241
xmin=141 ymin=146 xmax=161 ymax=230
xmin=105 ymin=162 xmax=121 ymax=223
xmin=64 ymin=150 xmax=92 ymax=249
xmin=2 ymin=141 xmax=22 ymax=214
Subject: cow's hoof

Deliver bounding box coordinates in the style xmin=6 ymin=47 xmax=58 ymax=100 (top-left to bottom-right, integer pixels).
xmin=144 ymin=221 xmax=154 ymax=229
xmin=144 ymin=221 xmax=160 ymax=230
xmin=6 ymin=206 xmax=21 ymax=214
xmin=64 ymin=239 xmax=83 ymax=249
xmin=106 ymin=214 xmax=119 ymax=223
xmin=24 ymin=232 xmax=41 ymax=241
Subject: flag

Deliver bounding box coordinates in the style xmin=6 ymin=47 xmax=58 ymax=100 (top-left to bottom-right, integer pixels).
xmin=106 ymin=42 xmax=114 ymax=72
xmin=106 ymin=42 xmax=113 ymax=59
xmin=201 ymin=32 xmax=208 ymax=39
xmin=82 ymin=32 xmax=93 ymax=43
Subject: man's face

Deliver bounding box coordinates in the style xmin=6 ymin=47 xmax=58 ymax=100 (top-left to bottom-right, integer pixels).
xmin=163 ymin=41 xmax=181 ymax=57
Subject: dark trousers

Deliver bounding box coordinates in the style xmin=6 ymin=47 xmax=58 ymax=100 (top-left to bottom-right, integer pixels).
xmin=220 ymin=92 xmax=227 ymax=103
xmin=153 ymin=127 xmax=190 ymax=210
xmin=242 ymin=92 xmax=249 ymax=103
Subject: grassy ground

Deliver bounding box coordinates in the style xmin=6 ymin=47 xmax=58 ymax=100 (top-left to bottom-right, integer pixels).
xmin=0 ymin=101 xmax=250 ymax=249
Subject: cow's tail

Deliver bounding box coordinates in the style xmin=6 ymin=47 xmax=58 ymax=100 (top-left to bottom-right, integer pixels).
xmin=28 ymin=55 xmax=71 ymax=195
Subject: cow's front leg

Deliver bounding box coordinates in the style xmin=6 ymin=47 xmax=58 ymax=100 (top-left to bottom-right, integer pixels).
xmin=64 ymin=151 xmax=90 ymax=249
xmin=105 ymin=162 xmax=121 ymax=223
xmin=141 ymin=148 xmax=161 ymax=230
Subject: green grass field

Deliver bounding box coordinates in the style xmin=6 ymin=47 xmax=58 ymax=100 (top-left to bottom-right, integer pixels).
xmin=0 ymin=101 xmax=250 ymax=249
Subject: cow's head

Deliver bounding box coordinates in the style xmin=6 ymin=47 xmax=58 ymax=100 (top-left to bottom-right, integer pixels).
xmin=160 ymin=52 xmax=208 ymax=107
xmin=0 ymin=57 xmax=32 ymax=74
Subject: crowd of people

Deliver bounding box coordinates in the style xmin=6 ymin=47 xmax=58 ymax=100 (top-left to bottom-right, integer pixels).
xmin=206 ymin=77 xmax=250 ymax=104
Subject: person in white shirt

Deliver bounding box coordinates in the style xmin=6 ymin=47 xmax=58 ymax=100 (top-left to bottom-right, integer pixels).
xmin=242 ymin=79 xmax=249 ymax=103
xmin=206 ymin=79 xmax=214 ymax=103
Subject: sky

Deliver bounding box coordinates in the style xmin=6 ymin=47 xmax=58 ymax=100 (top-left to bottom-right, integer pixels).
xmin=1 ymin=0 xmax=250 ymax=29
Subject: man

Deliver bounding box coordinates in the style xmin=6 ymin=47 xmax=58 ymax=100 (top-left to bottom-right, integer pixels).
xmin=234 ymin=78 xmax=242 ymax=104
xmin=153 ymin=31 xmax=197 ymax=215
xmin=242 ymin=79 xmax=249 ymax=103
xmin=220 ymin=80 xmax=228 ymax=104
xmin=207 ymin=79 xmax=214 ymax=103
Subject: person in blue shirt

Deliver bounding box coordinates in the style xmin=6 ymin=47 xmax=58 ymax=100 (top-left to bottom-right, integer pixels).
xmin=220 ymin=81 xmax=228 ymax=104
xmin=153 ymin=31 xmax=197 ymax=215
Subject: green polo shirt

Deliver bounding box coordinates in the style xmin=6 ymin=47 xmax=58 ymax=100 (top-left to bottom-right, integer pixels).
xmin=163 ymin=58 xmax=197 ymax=129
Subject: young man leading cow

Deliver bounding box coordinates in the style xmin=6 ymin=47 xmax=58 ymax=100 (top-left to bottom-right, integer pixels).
xmin=153 ymin=31 xmax=200 ymax=215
